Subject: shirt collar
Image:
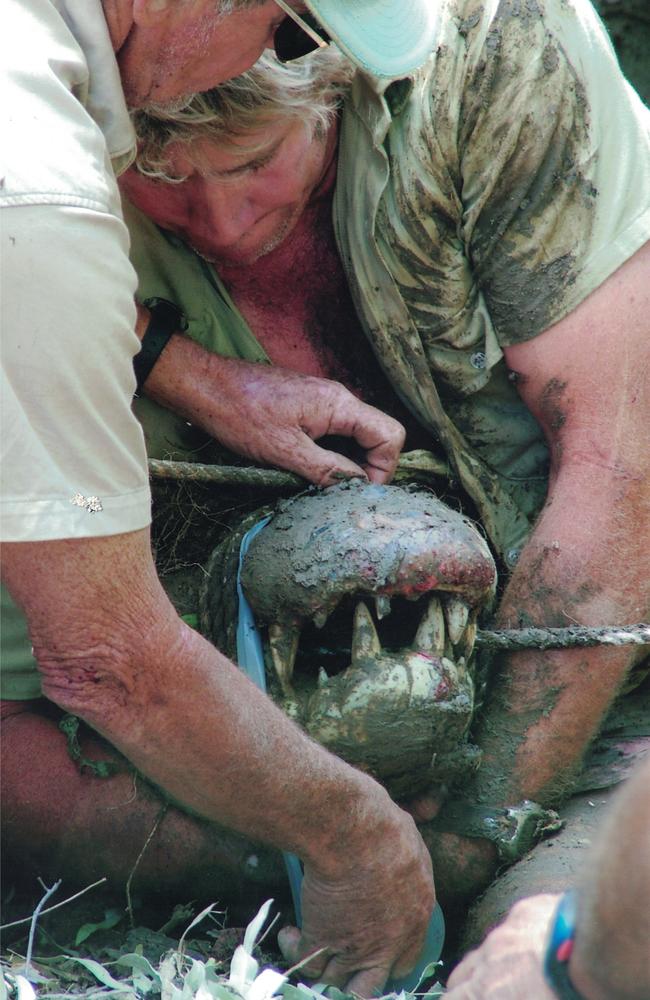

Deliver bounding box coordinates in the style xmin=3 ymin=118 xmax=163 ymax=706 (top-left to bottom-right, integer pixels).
xmin=57 ymin=0 xmax=137 ymax=171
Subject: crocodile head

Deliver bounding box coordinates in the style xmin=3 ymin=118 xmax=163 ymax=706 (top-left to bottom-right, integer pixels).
xmin=239 ymin=480 xmax=497 ymax=797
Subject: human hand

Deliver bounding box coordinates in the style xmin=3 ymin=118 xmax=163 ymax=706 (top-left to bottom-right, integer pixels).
xmin=277 ymin=789 xmax=435 ymax=997
xmin=146 ymin=344 xmax=405 ymax=486
xmin=213 ymin=360 xmax=405 ymax=486
xmin=445 ymin=894 xmax=559 ymax=999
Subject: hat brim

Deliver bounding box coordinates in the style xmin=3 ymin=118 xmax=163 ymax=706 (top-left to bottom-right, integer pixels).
xmin=304 ymin=0 xmax=439 ymax=78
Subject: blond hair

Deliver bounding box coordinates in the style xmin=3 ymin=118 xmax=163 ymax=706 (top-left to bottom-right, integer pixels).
xmin=132 ymin=49 xmax=353 ymax=183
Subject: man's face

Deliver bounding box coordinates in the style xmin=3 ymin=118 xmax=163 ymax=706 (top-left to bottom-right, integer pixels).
xmin=128 ymin=1 xmax=310 ymax=105
xmin=121 ymin=118 xmax=336 ymax=266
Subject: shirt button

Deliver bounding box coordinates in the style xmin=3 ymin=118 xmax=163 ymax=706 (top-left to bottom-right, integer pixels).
xmin=471 ymin=351 xmax=486 ymax=370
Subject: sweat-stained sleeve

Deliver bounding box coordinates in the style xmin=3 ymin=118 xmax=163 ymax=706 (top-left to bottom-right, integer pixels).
xmin=458 ymin=0 xmax=650 ymax=345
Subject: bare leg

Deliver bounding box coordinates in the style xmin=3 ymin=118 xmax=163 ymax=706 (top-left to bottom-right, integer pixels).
xmin=1 ymin=699 xmax=285 ymax=905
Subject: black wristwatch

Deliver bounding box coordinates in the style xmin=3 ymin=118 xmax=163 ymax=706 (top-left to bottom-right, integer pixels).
xmin=544 ymin=892 xmax=589 ymax=999
xmin=134 ymin=297 xmax=187 ymax=393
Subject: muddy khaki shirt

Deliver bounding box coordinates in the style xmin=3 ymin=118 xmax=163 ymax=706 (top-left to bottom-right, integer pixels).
xmin=333 ymin=0 xmax=650 ymax=561
xmin=1 ymin=0 xmax=151 ymax=697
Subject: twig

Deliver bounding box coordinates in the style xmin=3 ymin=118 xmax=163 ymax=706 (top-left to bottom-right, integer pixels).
xmin=0 ymin=879 xmax=107 ymax=931
xmin=476 ymin=622 xmax=650 ymax=651
xmin=125 ymin=802 xmax=168 ymax=927
xmin=256 ymin=910 xmax=280 ymax=949
xmin=25 ymin=879 xmax=62 ymax=979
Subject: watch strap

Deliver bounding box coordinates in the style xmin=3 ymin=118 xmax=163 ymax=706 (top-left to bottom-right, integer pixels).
xmin=134 ymin=297 xmax=187 ymax=393
xmin=544 ymin=892 xmax=589 ymax=999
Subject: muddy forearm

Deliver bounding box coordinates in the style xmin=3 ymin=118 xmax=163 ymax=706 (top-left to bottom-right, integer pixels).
xmin=479 ymin=244 xmax=650 ymax=810
xmin=472 ymin=517 xmax=648 ymax=807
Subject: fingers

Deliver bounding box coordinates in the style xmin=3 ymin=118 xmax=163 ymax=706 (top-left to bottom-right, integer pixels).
xmin=277 ymin=928 xmax=395 ymax=999
xmin=401 ymin=790 xmax=445 ymax=823
xmin=216 ymin=362 xmax=405 ymax=485
xmin=284 ymin=436 xmax=369 ymax=487
xmin=316 ymin=388 xmax=405 ymax=485
xmin=350 ymin=410 xmax=405 ymax=485
xmin=445 ymin=895 xmax=561 ymax=1000
xmin=332 ymin=962 xmax=391 ymax=998
xmin=277 ymin=926 xmax=330 ymax=980
xmin=445 ymin=946 xmax=482 ymax=990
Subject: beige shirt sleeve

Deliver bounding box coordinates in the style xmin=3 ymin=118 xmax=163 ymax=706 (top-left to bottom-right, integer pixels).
xmin=1 ymin=0 xmax=149 ymax=542
xmin=1 ymin=203 xmax=151 ymax=541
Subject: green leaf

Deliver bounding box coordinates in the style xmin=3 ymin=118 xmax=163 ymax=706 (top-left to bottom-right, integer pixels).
xmin=408 ymin=961 xmax=442 ymax=992
xmin=316 ymin=989 xmax=348 ymax=1000
xmin=203 ymin=986 xmax=235 ymax=1000
xmin=64 ymin=957 xmax=131 ymax=992
xmin=183 ymin=959 xmax=207 ymax=994
xmin=281 ymin=986 xmax=325 ymax=1000
xmin=115 ymin=953 xmax=162 ymax=990
xmin=178 ymin=904 xmax=218 ymax=956
xmin=159 ymin=954 xmax=183 ymax=1000
xmin=75 ymin=909 xmax=122 ymax=946
xmin=417 ymin=983 xmax=445 ymax=999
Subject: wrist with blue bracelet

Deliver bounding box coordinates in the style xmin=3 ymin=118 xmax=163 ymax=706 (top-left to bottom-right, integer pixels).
xmin=544 ymin=891 xmax=590 ymax=1000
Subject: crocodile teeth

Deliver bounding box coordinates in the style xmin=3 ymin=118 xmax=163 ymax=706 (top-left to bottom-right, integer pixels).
xmin=414 ymin=596 xmax=445 ymax=655
xmin=351 ymin=601 xmax=381 ymax=663
xmin=313 ymin=610 xmax=328 ymax=629
xmin=317 ymin=667 xmax=329 ymax=689
xmin=460 ymin=619 xmax=477 ymax=660
xmin=375 ymin=595 xmax=391 ymax=620
xmin=444 ymin=597 xmax=470 ymax=647
xmin=268 ymin=622 xmax=300 ymax=696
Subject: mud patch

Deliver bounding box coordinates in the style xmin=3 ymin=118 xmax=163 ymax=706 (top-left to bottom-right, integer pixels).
xmin=239 ymin=479 xmax=496 ymax=624
xmin=540 ymin=377 xmax=567 ymax=433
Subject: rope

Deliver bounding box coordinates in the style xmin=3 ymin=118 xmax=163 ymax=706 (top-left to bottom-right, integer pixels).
xmin=476 ymin=623 xmax=650 ymax=651
xmin=149 ymin=457 xmax=648 ymax=654
xmin=148 ymin=449 xmax=451 ymax=491
xmin=149 ymin=459 xmax=303 ymax=490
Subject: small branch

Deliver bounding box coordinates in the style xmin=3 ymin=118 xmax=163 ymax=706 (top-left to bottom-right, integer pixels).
xmin=0 ymin=878 xmax=107 ymax=931
xmin=125 ymin=803 xmax=168 ymax=927
xmin=25 ymin=880 xmax=62 ymax=979
xmin=476 ymin=622 xmax=650 ymax=651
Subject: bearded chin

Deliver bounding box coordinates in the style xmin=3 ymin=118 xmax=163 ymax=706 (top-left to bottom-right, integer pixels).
xmin=140 ymin=93 xmax=197 ymax=116
xmin=193 ymin=210 xmax=300 ymax=269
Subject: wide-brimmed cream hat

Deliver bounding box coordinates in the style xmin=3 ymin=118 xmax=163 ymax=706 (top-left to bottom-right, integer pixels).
xmin=304 ymin=0 xmax=440 ymax=78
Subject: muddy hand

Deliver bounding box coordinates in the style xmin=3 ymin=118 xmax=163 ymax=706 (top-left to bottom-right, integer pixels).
xmin=278 ymin=792 xmax=435 ymax=997
xmin=206 ymin=359 xmax=405 ymax=486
